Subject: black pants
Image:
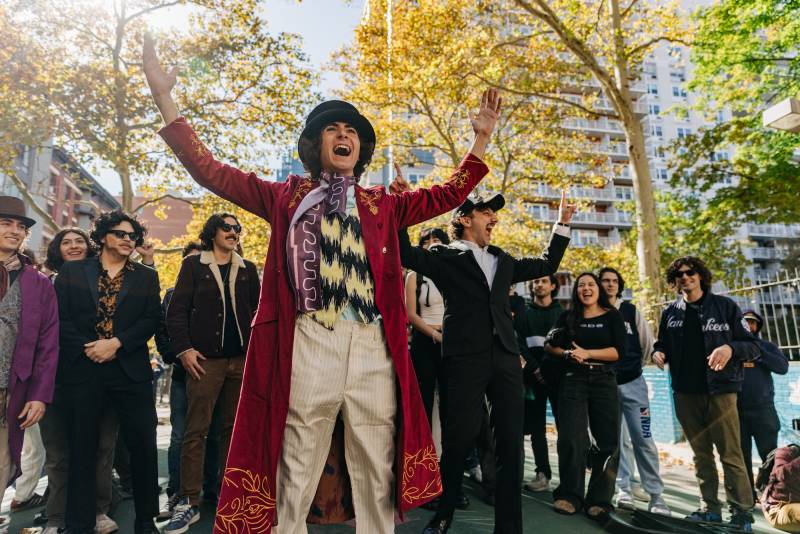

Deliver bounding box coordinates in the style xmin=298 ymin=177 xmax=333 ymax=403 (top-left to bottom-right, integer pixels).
xmin=739 ymin=403 xmax=780 ymax=494
xmin=554 ymin=365 xmax=620 ymax=510
xmin=523 ymin=379 xmax=559 ymax=480
xmin=63 ymin=360 xmax=159 ymax=533
xmin=410 ymin=329 xmax=446 ymax=428
xmin=435 ymin=339 xmax=524 ymax=534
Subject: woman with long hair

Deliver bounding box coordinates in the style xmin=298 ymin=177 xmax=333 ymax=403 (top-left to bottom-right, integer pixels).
xmin=44 ymin=227 xmax=96 ymax=274
xmin=545 ymin=272 xmax=626 ymax=521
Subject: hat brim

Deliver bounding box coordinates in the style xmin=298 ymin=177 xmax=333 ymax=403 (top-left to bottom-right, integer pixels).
xmin=454 ymin=193 xmax=506 ymax=219
xmin=297 ymin=108 xmax=376 ymax=159
xmin=0 ymin=213 xmax=36 ymax=228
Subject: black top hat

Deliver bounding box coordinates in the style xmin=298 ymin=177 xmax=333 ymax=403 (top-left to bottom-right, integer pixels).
xmin=453 ymin=191 xmax=506 ymax=219
xmin=0 ymin=196 xmax=36 ymax=227
xmin=297 ymin=100 xmax=376 ymax=165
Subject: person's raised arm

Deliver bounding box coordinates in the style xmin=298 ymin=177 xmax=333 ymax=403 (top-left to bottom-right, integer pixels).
xmin=143 ymin=34 xmax=280 ymax=221
xmin=391 ymin=89 xmax=502 ymax=228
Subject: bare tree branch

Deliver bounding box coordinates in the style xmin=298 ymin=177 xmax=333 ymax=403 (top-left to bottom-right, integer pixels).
xmin=124 ymin=0 xmax=182 ymax=24
xmin=627 ymin=36 xmax=692 ymax=59
xmin=5 ymin=173 xmax=59 ymax=231
xmin=621 ymin=0 xmax=640 ymax=19
xmin=131 ymin=193 xmax=197 ymax=214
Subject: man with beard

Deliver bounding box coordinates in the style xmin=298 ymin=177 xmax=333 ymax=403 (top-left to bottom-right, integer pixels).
xmin=164 ymin=214 xmax=260 ymax=533
xmin=398 ymin=191 xmax=575 ymax=534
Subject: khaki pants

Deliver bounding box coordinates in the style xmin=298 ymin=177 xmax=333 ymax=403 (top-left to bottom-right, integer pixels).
xmin=674 ymin=392 xmax=754 ymax=513
xmin=181 ymin=356 xmax=244 ymax=505
xmin=275 ymin=316 xmax=396 ymax=534
xmin=766 ymin=503 xmax=800 ymax=533
xmin=0 ymin=419 xmax=14 ymax=507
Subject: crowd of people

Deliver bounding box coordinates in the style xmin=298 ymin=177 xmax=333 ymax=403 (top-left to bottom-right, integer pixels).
xmin=0 ymin=34 xmax=797 ymax=534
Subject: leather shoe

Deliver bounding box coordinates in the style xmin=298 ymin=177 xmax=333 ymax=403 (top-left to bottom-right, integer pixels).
xmin=455 ymin=492 xmax=470 ymax=510
xmin=422 ymin=517 xmax=451 ymax=534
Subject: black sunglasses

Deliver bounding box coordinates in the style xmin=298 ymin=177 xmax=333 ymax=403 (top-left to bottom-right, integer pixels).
xmin=108 ymin=230 xmax=141 ymax=242
xmin=220 ymin=223 xmax=242 ymax=233
xmin=675 ymin=268 xmax=697 ymax=279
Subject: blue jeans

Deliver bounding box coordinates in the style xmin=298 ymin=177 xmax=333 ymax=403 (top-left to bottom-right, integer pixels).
xmin=616 ymin=374 xmax=664 ymax=496
xmin=167 ymin=379 xmax=221 ymax=496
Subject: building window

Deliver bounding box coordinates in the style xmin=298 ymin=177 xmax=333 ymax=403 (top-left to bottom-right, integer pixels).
xmin=658 ymin=168 xmax=669 ymax=180
xmin=677 ymin=127 xmax=692 ymax=139
xmin=527 ymin=203 xmax=549 ymax=219
xmin=650 ymin=124 xmax=663 ymax=137
xmin=648 ymin=104 xmax=661 ymax=116
xmin=647 ymin=83 xmax=659 ymax=95
xmin=672 ymin=86 xmax=688 ymax=98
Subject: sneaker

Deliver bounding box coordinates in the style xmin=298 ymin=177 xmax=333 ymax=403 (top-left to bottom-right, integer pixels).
xmin=686 ymin=509 xmax=722 ymax=522
xmin=33 ymin=510 xmax=48 ymax=525
xmin=41 ymin=527 xmax=62 ymax=534
xmin=616 ymin=489 xmax=636 ymax=510
xmin=95 ymin=514 xmax=119 ymax=534
xmin=648 ymin=495 xmax=671 ymax=516
xmin=466 ymin=465 xmax=482 ymax=483
xmin=729 ymin=508 xmax=754 ymax=532
xmin=631 ymin=485 xmax=650 ymax=502
xmin=158 ymin=493 xmax=183 ymax=521
xmin=524 ymin=472 xmax=551 ymax=492
xmin=165 ymin=498 xmax=200 ymax=534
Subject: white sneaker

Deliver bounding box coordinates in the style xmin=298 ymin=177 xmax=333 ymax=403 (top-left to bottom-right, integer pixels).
xmin=467 ymin=465 xmax=483 ymax=483
xmin=42 ymin=528 xmax=61 ymax=534
xmin=524 ymin=472 xmax=551 ymax=492
xmin=95 ymin=514 xmax=119 ymax=534
xmin=648 ymin=495 xmax=671 ymax=516
xmin=616 ymin=489 xmax=636 ymax=510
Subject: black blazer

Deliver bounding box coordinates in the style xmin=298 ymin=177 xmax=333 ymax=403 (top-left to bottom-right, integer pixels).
xmin=399 ymin=230 xmax=569 ymax=357
xmin=54 ymin=257 xmax=161 ymax=384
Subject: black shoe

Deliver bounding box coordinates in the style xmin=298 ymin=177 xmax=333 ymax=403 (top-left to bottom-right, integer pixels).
xmin=422 ymin=517 xmax=451 ymax=534
xmin=421 ymin=496 xmax=440 ymax=511
xmin=134 ymin=519 xmax=160 ymax=534
xmin=455 ymin=491 xmax=470 ymax=510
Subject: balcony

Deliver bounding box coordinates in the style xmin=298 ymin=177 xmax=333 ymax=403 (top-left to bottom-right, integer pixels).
xmin=532 ymin=208 xmax=633 ymax=227
xmin=570 ymin=235 xmax=621 ymax=248
xmin=746 ymin=224 xmax=800 ymax=239
xmin=747 ymin=247 xmax=788 ymax=260
xmin=594 ymin=142 xmax=629 ymax=158
xmin=532 ymin=183 xmax=632 ymax=202
xmin=563 ymin=117 xmax=625 ymax=136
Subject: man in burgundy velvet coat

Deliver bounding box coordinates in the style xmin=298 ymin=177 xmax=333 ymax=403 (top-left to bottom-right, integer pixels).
xmin=144 ymin=36 xmax=501 ymax=534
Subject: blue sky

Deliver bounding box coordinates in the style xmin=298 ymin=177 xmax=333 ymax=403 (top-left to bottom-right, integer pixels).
xmin=97 ymin=0 xmax=365 ymax=195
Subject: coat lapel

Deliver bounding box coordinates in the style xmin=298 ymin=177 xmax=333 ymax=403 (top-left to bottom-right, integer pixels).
xmin=83 ymin=259 xmax=100 ymax=305
xmin=116 ymin=266 xmax=135 ymax=308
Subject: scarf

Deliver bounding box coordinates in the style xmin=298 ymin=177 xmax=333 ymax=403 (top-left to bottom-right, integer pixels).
xmin=0 ymin=253 xmax=22 ymax=302
xmin=287 ymin=173 xmax=356 ymax=312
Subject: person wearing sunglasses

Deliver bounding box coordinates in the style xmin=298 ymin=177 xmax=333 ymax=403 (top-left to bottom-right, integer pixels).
xmin=653 ymin=256 xmax=759 ymax=532
xmin=53 ymin=210 xmax=162 ymax=534
xmin=163 ymin=213 xmax=260 ymax=533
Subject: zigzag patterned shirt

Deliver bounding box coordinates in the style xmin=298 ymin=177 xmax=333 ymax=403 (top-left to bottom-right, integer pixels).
xmin=309 ymin=204 xmax=380 ymax=330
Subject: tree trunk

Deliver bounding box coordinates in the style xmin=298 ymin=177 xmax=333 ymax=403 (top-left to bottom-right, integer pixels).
xmin=119 ymin=166 xmax=132 ymax=213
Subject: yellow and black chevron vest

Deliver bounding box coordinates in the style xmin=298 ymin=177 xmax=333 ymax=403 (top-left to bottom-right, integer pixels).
xmin=309 ymin=208 xmax=380 ymax=329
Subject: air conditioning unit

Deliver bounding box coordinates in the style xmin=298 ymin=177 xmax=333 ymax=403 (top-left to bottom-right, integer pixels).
xmin=74 ymin=204 xmax=96 ymax=216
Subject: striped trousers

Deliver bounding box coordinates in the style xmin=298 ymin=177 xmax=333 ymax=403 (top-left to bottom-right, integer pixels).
xmin=275 ymin=315 xmax=397 ymax=534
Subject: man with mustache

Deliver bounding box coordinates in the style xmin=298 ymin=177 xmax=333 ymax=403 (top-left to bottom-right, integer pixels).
xmin=163 ymin=214 xmax=260 ymax=533
xmin=398 ymin=190 xmax=575 ymax=533
xmin=144 ymin=35 xmax=501 ymax=533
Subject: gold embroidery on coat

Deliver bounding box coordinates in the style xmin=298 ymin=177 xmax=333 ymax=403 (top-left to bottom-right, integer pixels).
xmin=449 ymin=168 xmax=470 ymax=190
xmin=401 ymin=445 xmax=442 ymax=504
xmin=190 ymin=133 xmax=209 ymax=157
xmin=289 ymin=179 xmax=313 ymax=209
xmin=215 ymin=468 xmax=276 ymax=533
xmin=357 ymin=189 xmax=381 ymax=215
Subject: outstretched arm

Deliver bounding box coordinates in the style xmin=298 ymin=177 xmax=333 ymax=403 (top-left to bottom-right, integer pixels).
xmin=398 ymin=229 xmax=442 ymax=283
xmin=143 ymin=34 xmax=281 ymax=221
xmin=391 ymin=89 xmax=502 ymax=229
xmin=512 ymin=191 xmax=575 ymax=283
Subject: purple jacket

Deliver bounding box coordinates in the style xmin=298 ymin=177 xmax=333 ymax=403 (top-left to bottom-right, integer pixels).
xmin=8 ymin=259 xmax=59 ymax=476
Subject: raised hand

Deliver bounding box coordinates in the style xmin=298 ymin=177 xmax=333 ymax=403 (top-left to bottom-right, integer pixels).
xmin=558 ymin=189 xmax=577 ymax=224
xmin=470 ymin=88 xmax=502 ymax=139
xmin=143 ymin=33 xmax=179 ymax=124
xmin=389 ymin=162 xmax=411 ymax=195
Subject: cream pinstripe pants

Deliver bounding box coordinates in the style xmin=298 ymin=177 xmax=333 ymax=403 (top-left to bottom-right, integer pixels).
xmin=275 ymin=315 xmax=397 ymax=534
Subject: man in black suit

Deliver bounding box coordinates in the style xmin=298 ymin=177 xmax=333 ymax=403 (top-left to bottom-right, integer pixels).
xmin=54 ymin=210 xmax=161 ymax=534
xmin=399 ymin=191 xmax=575 ymax=534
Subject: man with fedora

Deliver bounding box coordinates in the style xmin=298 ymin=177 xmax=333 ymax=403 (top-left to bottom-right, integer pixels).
xmin=0 ymin=196 xmax=59 ymax=533
xmin=397 ymin=190 xmax=575 ymax=534
xmin=144 ymin=35 xmax=502 ymax=533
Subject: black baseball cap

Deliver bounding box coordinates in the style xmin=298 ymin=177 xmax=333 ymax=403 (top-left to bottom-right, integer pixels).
xmin=453 ymin=191 xmax=505 ymax=219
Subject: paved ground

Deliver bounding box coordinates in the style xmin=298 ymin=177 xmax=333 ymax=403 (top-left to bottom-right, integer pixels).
xmin=3 ymin=409 xmax=786 ymax=533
